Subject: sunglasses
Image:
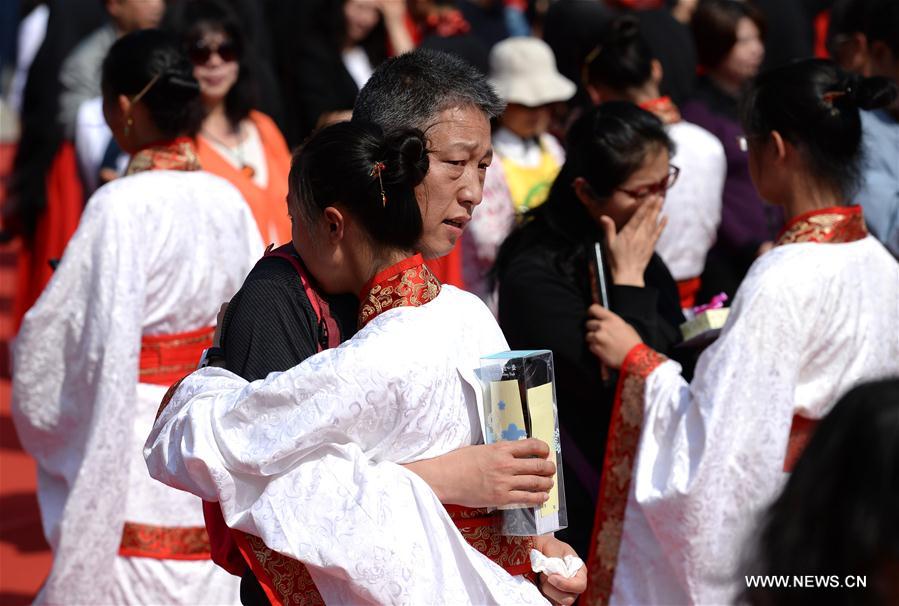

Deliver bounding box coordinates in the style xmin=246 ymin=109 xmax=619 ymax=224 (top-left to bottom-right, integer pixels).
xmin=616 ymin=165 xmax=680 ymax=201
xmin=187 ymin=39 xmax=239 ymax=66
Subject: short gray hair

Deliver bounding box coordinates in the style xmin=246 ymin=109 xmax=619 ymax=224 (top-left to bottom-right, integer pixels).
xmin=353 ymin=48 xmax=504 ymax=131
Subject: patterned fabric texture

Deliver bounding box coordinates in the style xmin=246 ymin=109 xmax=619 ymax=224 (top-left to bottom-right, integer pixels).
xmin=597 ymin=219 xmax=898 ymax=604
xmin=12 ymin=170 xmax=262 ymax=604
xmin=147 ymin=285 xmax=549 ymax=605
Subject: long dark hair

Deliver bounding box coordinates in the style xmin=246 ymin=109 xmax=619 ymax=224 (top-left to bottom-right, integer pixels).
xmin=691 ymin=0 xmax=766 ymax=70
xmin=742 ymin=378 xmax=899 ymax=606
xmin=316 ymin=0 xmax=387 ymax=67
xmin=495 ymin=101 xmax=672 ymax=278
xmin=162 ymin=0 xmax=258 ymax=127
xmin=584 ymin=15 xmax=655 ymax=93
xmin=740 ymin=59 xmax=896 ymax=201
xmin=102 ymin=29 xmax=204 ymax=139
xmin=289 ymin=121 xmax=429 ymax=251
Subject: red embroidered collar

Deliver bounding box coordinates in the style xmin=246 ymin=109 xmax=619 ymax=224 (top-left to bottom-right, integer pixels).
xmin=638 ymin=96 xmax=681 ymax=125
xmin=358 ymin=254 xmax=441 ymax=328
xmin=775 ymin=205 xmax=868 ymax=246
xmin=126 ymin=136 xmax=201 ymax=175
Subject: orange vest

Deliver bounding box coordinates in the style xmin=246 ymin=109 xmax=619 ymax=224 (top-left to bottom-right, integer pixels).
xmin=197 ymin=111 xmax=292 ymax=247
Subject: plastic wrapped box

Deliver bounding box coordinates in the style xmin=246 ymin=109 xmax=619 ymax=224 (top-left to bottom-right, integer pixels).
xmin=477 ymin=350 xmax=567 ymax=536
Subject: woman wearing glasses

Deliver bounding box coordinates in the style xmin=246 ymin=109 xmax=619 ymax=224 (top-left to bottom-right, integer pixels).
xmin=493 ymin=101 xmax=687 ymax=559
xmin=583 ymin=15 xmax=727 ymax=309
xmin=165 ymin=0 xmax=293 ymax=246
xmin=583 ymin=60 xmax=898 ymax=605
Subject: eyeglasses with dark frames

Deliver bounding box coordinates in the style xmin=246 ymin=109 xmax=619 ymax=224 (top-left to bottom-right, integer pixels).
xmin=616 ymin=165 xmax=680 ymax=201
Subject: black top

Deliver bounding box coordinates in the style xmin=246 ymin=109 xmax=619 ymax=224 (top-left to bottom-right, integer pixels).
xmin=496 ymin=218 xmax=687 ymax=558
xmin=218 ymin=252 xmax=356 ymax=605
xmin=221 ymin=255 xmax=357 ymax=381
xmin=635 ymin=9 xmax=697 ymax=105
xmin=289 ymin=35 xmax=361 ymax=145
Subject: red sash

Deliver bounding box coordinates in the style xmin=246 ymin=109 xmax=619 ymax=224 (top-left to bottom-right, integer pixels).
xmin=127 ymin=327 xmax=215 ymax=559
xmin=139 ymin=326 xmax=214 ymax=386
xmin=676 ymin=276 xmax=702 ymax=309
xmin=445 ymin=505 xmax=536 ymax=577
xmin=783 ymin=415 xmax=818 ymax=472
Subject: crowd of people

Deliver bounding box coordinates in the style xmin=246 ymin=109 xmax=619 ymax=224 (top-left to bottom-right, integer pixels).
xmin=2 ymin=0 xmax=898 ymax=605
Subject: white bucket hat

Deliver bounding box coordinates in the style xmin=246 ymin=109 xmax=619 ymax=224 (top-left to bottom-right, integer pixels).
xmin=488 ymin=37 xmax=577 ymax=107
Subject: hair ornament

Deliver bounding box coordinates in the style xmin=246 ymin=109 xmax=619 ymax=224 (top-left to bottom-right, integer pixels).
xmin=130 ymin=72 xmax=163 ymax=105
xmin=370 ymin=161 xmax=387 ymax=207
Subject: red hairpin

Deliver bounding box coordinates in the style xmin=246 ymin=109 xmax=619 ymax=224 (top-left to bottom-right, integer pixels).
xmin=370 ymin=161 xmax=387 ymax=207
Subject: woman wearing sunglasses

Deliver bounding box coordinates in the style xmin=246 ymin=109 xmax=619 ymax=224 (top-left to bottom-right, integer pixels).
xmin=165 ymin=0 xmax=293 ymax=246
xmin=493 ymin=101 xmax=688 ymax=560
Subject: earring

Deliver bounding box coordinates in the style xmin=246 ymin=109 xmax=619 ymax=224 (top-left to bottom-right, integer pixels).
xmin=124 ymin=116 xmax=134 ymax=138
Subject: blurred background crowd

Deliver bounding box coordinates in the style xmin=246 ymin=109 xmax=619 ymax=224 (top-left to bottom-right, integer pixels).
xmin=0 ymin=0 xmax=897 ymax=603
xmin=2 ymin=0 xmax=897 ymax=324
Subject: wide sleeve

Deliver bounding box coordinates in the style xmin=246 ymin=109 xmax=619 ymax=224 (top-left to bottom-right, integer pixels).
xmin=11 ymin=187 xmax=147 ymax=600
xmin=145 ymin=350 xmax=548 ymax=605
xmin=630 ymin=264 xmax=804 ymax=602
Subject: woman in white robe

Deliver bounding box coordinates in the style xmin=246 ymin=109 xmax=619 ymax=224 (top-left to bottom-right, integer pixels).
xmin=582 ymin=59 xmax=899 ymax=605
xmin=146 ymin=120 xmax=588 ymax=605
xmin=12 ymin=30 xmax=262 ymax=605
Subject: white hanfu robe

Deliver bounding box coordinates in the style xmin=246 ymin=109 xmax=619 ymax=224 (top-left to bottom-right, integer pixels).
xmin=145 ymin=260 xmax=549 ymax=606
xmin=12 ymin=164 xmax=263 ymax=605
xmin=584 ymin=207 xmax=899 ymax=605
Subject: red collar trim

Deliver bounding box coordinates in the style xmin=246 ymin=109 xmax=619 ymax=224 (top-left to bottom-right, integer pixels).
xmin=135 ymin=136 xmax=195 ymax=152
xmin=638 ymin=96 xmax=681 ymax=125
xmin=775 ymin=205 xmax=867 ymax=246
xmin=358 ymin=254 xmax=441 ymax=328
xmin=126 ymin=137 xmax=201 ymax=175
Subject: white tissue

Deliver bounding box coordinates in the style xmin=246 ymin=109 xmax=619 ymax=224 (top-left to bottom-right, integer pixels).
xmin=529 ymin=549 xmax=585 ymax=578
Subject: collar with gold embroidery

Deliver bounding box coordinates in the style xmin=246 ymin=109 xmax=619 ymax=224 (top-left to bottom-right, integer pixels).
xmin=126 ymin=136 xmax=201 ymax=175
xmin=776 ymin=205 xmax=868 ymax=246
xmin=638 ymin=96 xmax=681 ymax=125
xmin=358 ymin=254 xmax=441 ymax=328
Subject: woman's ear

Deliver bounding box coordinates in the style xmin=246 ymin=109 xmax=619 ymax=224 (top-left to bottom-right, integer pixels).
xmin=118 ymin=94 xmax=132 ymax=119
xmin=650 ymin=59 xmax=664 ymax=87
xmin=322 ymin=206 xmax=345 ymax=243
xmin=770 ymin=131 xmax=787 ymax=163
xmin=573 ymin=177 xmax=598 ymax=209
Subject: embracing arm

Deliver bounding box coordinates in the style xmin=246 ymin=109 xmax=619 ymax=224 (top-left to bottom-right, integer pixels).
xmin=405 ymin=438 xmax=556 ymax=508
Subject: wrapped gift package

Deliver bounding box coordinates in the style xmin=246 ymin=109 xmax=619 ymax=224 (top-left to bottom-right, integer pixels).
xmin=680 ymin=308 xmax=730 ymax=343
xmin=477 ymin=350 xmax=567 ymax=536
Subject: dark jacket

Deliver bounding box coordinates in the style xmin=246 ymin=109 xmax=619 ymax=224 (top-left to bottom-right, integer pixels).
xmin=682 ymin=76 xmax=784 ymax=299
xmin=495 ymin=210 xmax=686 ymax=558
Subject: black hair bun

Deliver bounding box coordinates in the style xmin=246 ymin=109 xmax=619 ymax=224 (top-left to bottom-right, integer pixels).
xmin=852 ymin=76 xmax=898 ymax=111
xmin=382 ymin=129 xmax=429 ymax=190
xmin=610 ymin=15 xmax=641 ymax=44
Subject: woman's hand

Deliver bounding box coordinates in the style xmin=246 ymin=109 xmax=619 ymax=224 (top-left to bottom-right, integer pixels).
xmin=600 ymin=197 xmax=666 ymax=287
xmin=533 ymin=534 xmax=587 ymax=606
xmin=376 ymin=0 xmax=415 ymax=55
xmin=403 ymin=439 xmax=556 ymax=508
xmin=585 ymin=304 xmax=643 ymax=369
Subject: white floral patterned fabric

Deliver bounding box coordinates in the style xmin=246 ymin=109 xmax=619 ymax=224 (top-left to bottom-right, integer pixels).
xmin=145 ymin=286 xmax=550 ymax=605
xmin=655 ymin=120 xmax=726 ymax=282
xmin=611 ymin=236 xmax=899 ymax=605
xmin=12 ymin=170 xmax=263 ymax=605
